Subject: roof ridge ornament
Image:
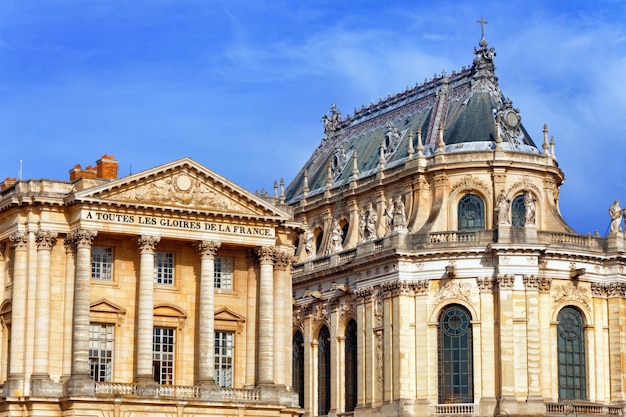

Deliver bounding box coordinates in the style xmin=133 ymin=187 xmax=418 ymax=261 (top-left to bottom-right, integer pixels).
xmin=471 ymin=16 xmax=499 ymax=92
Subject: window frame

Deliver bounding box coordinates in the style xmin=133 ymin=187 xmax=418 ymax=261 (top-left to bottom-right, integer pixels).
xmin=458 ymin=194 xmax=485 ymax=231
xmin=154 ymin=251 xmax=175 ymax=285
xmin=92 ymin=246 xmax=114 ymax=281
xmin=438 ymin=305 xmax=474 ymax=404
xmin=153 ymin=327 xmax=175 ymax=385
xmin=318 ymin=325 xmax=331 ymax=416
xmin=214 ymin=256 xmax=233 ymax=290
xmin=557 ymin=306 xmax=587 ymax=401
xmin=511 ymin=194 xmax=526 ymax=227
xmin=215 ymin=330 xmax=234 ymax=387
xmin=89 ymin=323 xmax=114 ymax=382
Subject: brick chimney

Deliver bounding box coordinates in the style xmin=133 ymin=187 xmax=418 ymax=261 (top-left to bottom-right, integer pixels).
xmin=69 ymin=154 xmax=118 ymax=182
xmin=1 ymin=177 xmax=17 ymax=190
xmin=96 ymin=154 xmax=118 ymax=180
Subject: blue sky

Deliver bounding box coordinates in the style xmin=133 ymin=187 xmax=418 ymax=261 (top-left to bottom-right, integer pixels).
xmin=1 ymin=1 xmax=625 ymax=234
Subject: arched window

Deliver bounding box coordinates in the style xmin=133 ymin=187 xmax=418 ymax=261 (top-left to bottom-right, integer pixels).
xmin=315 ymin=231 xmax=324 ymax=255
xmin=511 ymin=194 xmax=525 ymax=227
xmin=341 ymin=222 xmax=349 ymax=246
xmin=292 ymin=331 xmax=304 ymax=408
xmin=557 ymin=307 xmax=587 ymax=400
xmin=345 ymin=319 xmax=357 ymax=412
xmin=458 ymin=194 xmax=485 ymax=230
xmin=438 ymin=305 xmax=473 ymax=404
xmin=318 ymin=326 xmax=331 ymax=416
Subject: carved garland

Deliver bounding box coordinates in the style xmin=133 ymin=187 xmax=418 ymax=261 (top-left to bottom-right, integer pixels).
xmin=450 ymin=174 xmax=492 ymax=197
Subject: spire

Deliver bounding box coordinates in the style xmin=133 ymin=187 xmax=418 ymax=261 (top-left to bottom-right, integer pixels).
xmin=407 ymin=130 xmax=415 ymax=160
xmin=542 ymin=124 xmax=550 ymax=156
xmin=472 ymin=16 xmax=498 ymax=90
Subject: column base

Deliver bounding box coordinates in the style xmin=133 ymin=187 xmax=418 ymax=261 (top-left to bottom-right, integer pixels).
xmin=30 ymin=374 xmax=63 ymax=397
xmin=66 ymin=375 xmax=95 ymax=397
xmin=3 ymin=375 xmax=25 ymax=398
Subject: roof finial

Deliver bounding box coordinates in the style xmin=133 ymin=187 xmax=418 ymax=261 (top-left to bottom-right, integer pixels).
xmin=477 ymin=15 xmax=488 ymax=40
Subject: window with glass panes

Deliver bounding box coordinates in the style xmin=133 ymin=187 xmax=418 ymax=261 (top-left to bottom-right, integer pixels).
xmin=214 ymin=257 xmax=233 ymax=289
xmin=92 ymin=246 xmax=113 ymax=280
xmin=89 ymin=323 xmax=114 ymax=382
xmin=293 ymin=331 xmax=305 ymax=408
xmin=215 ymin=331 xmax=234 ymax=387
xmin=154 ymin=252 xmax=174 ymax=285
xmin=458 ymin=194 xmax=485 ymax=230
xmin=557 ymin=307 xmax=587 ymax=400
xmin=511 ymin=194 xmax=526 ymax=227
xmin=438 ymin=305 xmax=474 ymax=404
xmin=318 ymin=325 xmax=331 ymax=416
xmin=153 ymin=327 xmax=175 ymax=384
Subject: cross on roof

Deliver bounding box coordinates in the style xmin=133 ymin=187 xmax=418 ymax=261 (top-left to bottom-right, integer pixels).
xmin=476 ymin=16 xmax=488 ymax=39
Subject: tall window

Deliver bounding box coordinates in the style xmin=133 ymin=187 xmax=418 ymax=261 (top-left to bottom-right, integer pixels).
xmin=458 ymin=194 xmax=485 ymax=230
xmin=214 ymin=257 xmax=233 ymax=289
xmin=92 ymin=246 xmax=113 ymax=280
xmin=438 ymin=305 xmax=473 ymax=404
xmin=154 ymin=252 xmax=174 ymax=285
xmin=293 ymin=331 xmax=305 ymax=408
xmin=215 ymin=331 xmax=234 ymax=387
xmin=345 ymin=319 xmax=358 ymax=412
xmin=558 ymin=307 xmax=587 ymax=400
xmin=511 ymin=194 xmax=526 ymax=227
xmin=153 ymin=327 xmax=175 ymax=384
xmin=318 ymin=325 xmax=331 ymax=416
xmin=89 ymin=323 xmax=114 ymax=382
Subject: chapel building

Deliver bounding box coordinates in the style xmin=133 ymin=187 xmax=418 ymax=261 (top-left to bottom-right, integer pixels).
xmin=287 ymin=34 xmax=626 ymax=417
xmin=0 ymin=157 xmax=301 ymax=416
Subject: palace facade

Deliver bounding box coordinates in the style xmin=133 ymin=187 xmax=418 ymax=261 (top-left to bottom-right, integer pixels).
xmin=0 ymin=157 xmax=301 ymax=416
xmin=287 ymin=35 xmax=626 ymax=417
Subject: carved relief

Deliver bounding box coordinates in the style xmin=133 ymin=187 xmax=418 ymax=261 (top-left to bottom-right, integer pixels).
xmin=71 ymin=229 xmax=98 ymax=249
xmin=198 ymin=240 xmax=221 ymax=257
xmin=381 ymin=279 xmax=429 ymax=296
xmin=497 ymin=274 xmax=515 ymax=289
xmin=552 ymin=283 xmax=590 ymax=310
xmin=113 ymin=172 xmax=237 ymax=211
xmin=9 ymin=232 xmax=27 ymax=250
xmin=435 ymin=280 xmax=472 ymax=304
xmin=373 ymin=288 xmax=384 ymax=327
xmin=476 ymin=277 xmax=494 ymax=292
xmin=606 ymin=282 xmax=626 ymax=298
xmin=137 ymin=235 xmax=160 ymax=253
xmin=591 ymin=282 xmax=606 ymax=297
xmin=375 ymin=329 xmax=384 ymax=393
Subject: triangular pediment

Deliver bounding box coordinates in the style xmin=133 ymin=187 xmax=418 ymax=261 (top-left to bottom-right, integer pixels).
xmin=214 ymin=307 xmax=245 ymax=323
xmin=71 ymin=157 xmax=291 ymax=219
xmin=90 ymin=299 xmax=127 ymax=315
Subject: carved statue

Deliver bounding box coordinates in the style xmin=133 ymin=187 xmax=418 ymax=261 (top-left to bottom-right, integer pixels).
xmin=496 ymin=190 xmax=510 ymax=225
xmin=330 ymin=219 xmax=343 ymax=252
xmin=609 ymin=200 xmax=622 ymax=234
xmin=524 ymin=191 xmax=536 ymax=225
xmin=392 ymin=195 xmax=407 ymax=232
xmin=365 ymin=202 xmax=378 ymax=240
xmin=358 ymin=209 xmax=366 ymax=241
xmin=304 ymin=229 xmax=315 ymax=259
xmin=384 ymin=197 xmax=394 ymax=235
xmin=322 ymin=104 xmax=341 ymax=135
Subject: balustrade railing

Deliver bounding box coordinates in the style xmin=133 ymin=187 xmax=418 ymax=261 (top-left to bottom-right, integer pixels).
xmin=434 ymin=403 xmax=478 ymax=415
xmin=95 ymin=382 xmax=260 ymax=402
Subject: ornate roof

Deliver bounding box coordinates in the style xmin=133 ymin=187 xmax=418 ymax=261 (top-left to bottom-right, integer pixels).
xmin=285 ymin=36 xmax=539 ymax=203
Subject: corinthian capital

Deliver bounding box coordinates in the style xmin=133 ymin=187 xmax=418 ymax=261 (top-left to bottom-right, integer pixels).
xmin=70 ymin=229 xmax=98 ymax=249
xmin=198 ymin=240 xmax=221 ymax=257
xmin=137 ymin=235 xmax=160 ymax=253
xmin=9 ymin=232 xmax=28 ymax=250
xmin=257 ymin=246 xmax=275 ymax=264
xmin=36 ymin=230 xmax=58 ymax=250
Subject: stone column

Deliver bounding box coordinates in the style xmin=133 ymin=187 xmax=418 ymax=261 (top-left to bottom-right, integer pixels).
xmin=273 ymin=250 xmax=292 ymax=388
xmin=6 ymin=232 xmax=28 ymax=396
xmin=136 ymin=235 xmax=160 ymax=382
xmin=197 ymin=240 xmax=220 ymax=386
xmin=244 ymin=249 xmax=258 ymax=388
xmin=32 ymin=230 xmax=57 ymax=378
xmin=62 ymin=236 xmax=77 ymax=378
xmin=257 ymin=246 xmax=275 ymax=385
xmin=68 ymin=229 xmax=97 ymax=395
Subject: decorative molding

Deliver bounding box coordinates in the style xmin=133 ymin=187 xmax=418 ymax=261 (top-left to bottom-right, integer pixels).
xmin=476 ymin=277 xmax=494 ymax=292
xmin=451 ymin=174 xmax=491 ymax=196
xmin=71 ymin=229 xmax=98 ymax=249
xmin=497 ymin=274 xmax=515 ymax=289
xmin=373 ymin=288 xmax=384 ymax=327
xmin=375 ymin=329 xmax=384 ymax=393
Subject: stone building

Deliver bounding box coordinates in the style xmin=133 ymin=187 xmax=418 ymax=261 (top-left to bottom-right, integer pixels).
xmin=0 ymin=156 xmax=301 ymax=416
xmin=287 ymin=34 xmax=626 ymax=416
